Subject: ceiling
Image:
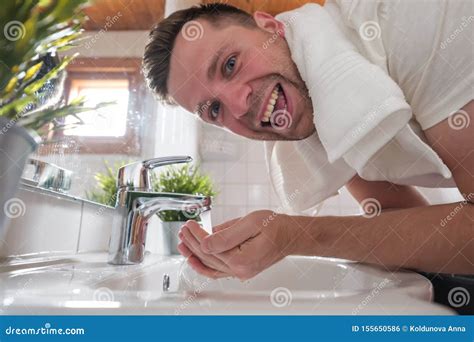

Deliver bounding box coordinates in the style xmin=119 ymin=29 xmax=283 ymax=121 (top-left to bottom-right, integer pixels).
xmin=82 ymin=0 xmax=166 ymax=30
xmin=82 ymin=0 xmax=323 ymax=31
xmin=202 ymin=0 xmax=323 ymax=16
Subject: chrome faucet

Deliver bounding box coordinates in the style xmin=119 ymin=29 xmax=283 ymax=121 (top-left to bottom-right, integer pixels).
xmin=108 ymin=156 xmax=212 ymax=265
xmin=22 ymin=158 xmax=72 ymax=193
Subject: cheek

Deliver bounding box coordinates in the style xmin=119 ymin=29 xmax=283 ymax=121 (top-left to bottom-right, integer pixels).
xmin=241 ymin=49 xmax=275 ymax=76
xmin=224 ymin=120 xmax=253 ymax=136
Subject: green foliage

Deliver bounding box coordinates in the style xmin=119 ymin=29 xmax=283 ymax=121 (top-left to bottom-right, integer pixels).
xmin=86 ymin=160 xmax=130 ymax=207
xmin=87 ymin=162 xmax=218 ymax=222
xmin=153 ymin=164 xmax=217 ymax=222
xmin=0 ymin=0 xmax=110 ymax=132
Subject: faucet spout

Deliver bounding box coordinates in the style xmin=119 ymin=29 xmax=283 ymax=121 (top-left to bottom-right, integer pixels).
xmin=108 ymin=192 xmax=211 ymax=265
xmin=134 ymin=196 xmax=212 ymax=220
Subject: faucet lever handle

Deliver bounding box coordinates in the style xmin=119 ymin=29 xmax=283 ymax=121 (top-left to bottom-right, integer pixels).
xmin=117 ymin=156 xmax=192 ymax=191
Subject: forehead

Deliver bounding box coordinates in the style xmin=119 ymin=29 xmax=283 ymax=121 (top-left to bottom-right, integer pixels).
xmin=167 ymin=19 xmax=241 ymax=112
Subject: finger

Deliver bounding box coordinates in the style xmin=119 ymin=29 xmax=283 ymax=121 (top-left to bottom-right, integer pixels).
xmin=185 ymin=220 xmax=209 ymax=242
xmin=212 ymin=217 xmax=242 ymax=233
xmin=202 ymin=220 xmax=256 ymax=254
xmin=187 ymin=255 xmax=230 ymax=279
xmin=181 ymin=226 xmax=230 ymax=272
xmin=177 ymin=242 xmax=193 ymax=258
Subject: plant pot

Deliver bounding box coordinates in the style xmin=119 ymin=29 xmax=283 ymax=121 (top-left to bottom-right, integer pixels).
xmin=160 ymin=221 xmax=186 ymax=255
xmin=0 ymin=117 xmax=40 ymax=236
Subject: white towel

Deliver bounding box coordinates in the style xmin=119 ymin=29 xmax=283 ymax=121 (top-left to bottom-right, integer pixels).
xmin=265 ymin=3 xmax=454 ymax=215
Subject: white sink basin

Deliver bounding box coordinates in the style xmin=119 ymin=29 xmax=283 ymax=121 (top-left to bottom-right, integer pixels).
xmin=0 ymin=253 xmax=454 ymax=315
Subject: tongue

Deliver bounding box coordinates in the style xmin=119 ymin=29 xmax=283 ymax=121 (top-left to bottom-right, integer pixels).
xmin=273 ymin=89 xmax=286 ymax=113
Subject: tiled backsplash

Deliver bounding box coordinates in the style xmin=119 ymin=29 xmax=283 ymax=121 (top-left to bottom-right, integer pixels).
xmin=0 ymin=186 xmax=115 ymax=259
xmin=200 ymin=125 xmax=278 ymax=225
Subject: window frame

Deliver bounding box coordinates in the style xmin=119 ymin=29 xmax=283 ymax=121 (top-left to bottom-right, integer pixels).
xmin=40 ymin=57 xmax=145 ymax=155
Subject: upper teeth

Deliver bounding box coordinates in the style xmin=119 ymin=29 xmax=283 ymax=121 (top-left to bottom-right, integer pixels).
xmin=262 ymin=86 xmax=279 ymax=122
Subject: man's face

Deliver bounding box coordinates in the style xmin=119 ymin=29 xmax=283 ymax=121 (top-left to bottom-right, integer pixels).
xmin=168 ymin=13 xmax=315 ymax=141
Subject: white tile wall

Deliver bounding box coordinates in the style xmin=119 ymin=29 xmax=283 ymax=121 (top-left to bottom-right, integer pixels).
xmin=200 ymin=124 xmax=278 ymax=225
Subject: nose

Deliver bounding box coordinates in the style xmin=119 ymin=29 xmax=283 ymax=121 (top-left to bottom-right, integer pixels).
xmin=219 ymin=83 xmax=251 ymax=119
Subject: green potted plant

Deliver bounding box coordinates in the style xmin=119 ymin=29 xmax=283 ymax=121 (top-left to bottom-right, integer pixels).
xmin=0 ymin=0 xmax=109 ymax=233
xmin=153 ymin=163 xmax=217 ymax=254
xmin=86 ymin=160 xmax=130 ymax=206
xmin=88 ymin=161 xmax=217 ymax=254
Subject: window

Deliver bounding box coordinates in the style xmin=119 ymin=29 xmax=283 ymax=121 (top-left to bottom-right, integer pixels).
xmin=64 ymin=78 xmax=130 ymax=137
xmin=44 ymin=58 xmax=144 ymax=155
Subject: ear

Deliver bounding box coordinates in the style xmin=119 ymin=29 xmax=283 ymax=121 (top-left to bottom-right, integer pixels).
xmin=253 ymin=11 xmax=285 ymax=37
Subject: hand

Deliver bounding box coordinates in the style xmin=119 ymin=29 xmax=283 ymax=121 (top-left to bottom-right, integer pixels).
xmin=178 ymin=210 xmax=294 ymax=280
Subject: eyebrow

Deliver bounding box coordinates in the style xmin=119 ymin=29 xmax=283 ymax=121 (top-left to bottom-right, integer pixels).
xmin=207 ymin=44 xmax=228 ymax=80
xmin=195 ymin=43 xmax=234 ymax=116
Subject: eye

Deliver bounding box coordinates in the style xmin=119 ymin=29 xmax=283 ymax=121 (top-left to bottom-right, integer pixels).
xmin=224 ymin=56 xmax=236 ymax=76
xmin=209 ymin=101 xmax=220 ymax=120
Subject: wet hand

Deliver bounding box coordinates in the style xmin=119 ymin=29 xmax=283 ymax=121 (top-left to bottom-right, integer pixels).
xmin=179 ymin=210 xmax=293 ymax=280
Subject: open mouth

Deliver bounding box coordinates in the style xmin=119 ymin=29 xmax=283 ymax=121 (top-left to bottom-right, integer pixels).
xmin=260 ymin=83 xmax=288 ymax=127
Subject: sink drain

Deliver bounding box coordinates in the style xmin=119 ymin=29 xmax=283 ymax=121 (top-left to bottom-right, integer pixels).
xmin=163 ymin=274 xmax=170 ymax=292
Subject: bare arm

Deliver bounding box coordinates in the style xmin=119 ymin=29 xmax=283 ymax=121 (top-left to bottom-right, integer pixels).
xmin=287 ymin=202 xmax=473 ymax=274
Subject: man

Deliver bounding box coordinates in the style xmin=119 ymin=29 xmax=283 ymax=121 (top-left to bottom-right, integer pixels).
xmin=143 ymin=2 xmax=473 ymax=281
